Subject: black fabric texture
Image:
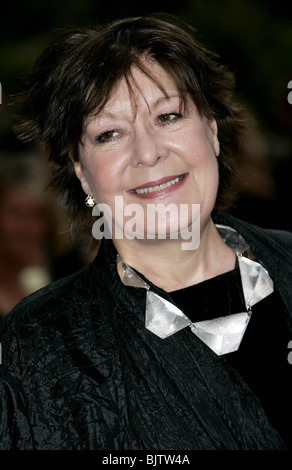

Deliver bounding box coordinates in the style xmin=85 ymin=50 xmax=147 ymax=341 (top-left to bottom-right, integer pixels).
xmin=0 ymin=211 xmax=291 ymax=450
xmin=170 ymin=268 xmax=291 ymax=448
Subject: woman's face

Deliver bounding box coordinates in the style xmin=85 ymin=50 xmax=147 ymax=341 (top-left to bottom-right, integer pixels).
xmin=75 ymin=61 xmax=220 ymax=242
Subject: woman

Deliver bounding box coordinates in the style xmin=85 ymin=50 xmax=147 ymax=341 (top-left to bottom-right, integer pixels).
xmin=0 ymin=15 xmax=291 ymax=450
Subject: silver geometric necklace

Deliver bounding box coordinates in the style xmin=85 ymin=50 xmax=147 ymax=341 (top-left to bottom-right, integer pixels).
xmin=117 ymin=225 xmax=274 ymax=356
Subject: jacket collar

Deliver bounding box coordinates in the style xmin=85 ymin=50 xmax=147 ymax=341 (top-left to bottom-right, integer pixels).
xmin=213 ymin=211 xmax=292 ymax=328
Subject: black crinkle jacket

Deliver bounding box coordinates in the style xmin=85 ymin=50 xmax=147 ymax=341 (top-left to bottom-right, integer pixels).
xmin=0 ymin=211 xmax=292 ymax=450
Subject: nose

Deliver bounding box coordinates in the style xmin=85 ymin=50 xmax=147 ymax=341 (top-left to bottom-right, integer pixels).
xmin=131 ymin=126 xmax=166 ymax=167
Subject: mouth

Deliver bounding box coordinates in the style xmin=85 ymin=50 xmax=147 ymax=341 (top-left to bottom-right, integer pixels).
xmin=130 ymin=173 xmax=188 ymax=197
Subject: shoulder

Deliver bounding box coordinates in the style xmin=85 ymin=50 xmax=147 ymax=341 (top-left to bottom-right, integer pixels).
xmin=0 ymin=240 xmax=118 ymax=353
xmin=213 ymin=211 xmax=292 ymax=255
xmin=0 ymin=262 xmax=98 ymax=343
xmin=263 ymin=228 xmax=292 ymax=249
xmin=0 ymin=257 xmax=118 ymax=386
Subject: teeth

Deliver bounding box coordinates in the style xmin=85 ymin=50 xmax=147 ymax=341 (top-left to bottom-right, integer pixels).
xmin=134 ymin=176 xmax=183 ymax=194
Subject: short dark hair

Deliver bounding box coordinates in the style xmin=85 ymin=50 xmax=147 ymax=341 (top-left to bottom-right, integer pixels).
xmin=14 ymin=14 xmax=247 ymax=241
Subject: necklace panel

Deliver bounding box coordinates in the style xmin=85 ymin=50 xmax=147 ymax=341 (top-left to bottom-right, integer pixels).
xmin=117 ymin=225 xmax=274 ymax=355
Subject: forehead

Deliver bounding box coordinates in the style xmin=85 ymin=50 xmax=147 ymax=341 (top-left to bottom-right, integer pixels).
xmin=95 ymin=61 xmax=180 ymax=118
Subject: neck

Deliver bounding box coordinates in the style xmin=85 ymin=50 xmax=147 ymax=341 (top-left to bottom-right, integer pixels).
xmin=114 ymin=218 xmax=236 ymax=292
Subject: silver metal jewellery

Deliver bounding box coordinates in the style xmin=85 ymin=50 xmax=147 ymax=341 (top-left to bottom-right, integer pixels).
xmin=117 ymin=225 xmax=274 ymax=356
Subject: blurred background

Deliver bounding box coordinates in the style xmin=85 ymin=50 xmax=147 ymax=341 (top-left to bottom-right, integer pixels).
xmin=0 ymin=0 xmax=291 ymax=315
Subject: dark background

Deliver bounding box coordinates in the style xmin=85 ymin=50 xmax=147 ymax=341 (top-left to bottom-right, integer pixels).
xmin=1 ymin=0 xmax=292 ymax=230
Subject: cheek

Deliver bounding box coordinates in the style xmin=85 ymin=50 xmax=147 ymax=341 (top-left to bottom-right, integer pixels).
xmin=184 ymin=137 xmax=218 ymax=171
xmin=84 ymin=158 xmax=125 ymax=203
xmin=173 ymin=121 xmax=217 ymax=165
xmin=199 ymin=149 xmax=219 ymax=186
xmin=188 ymin=138 xmax=219 ymax=198
xmin=202 ymin=156 xmax=220 ymax=209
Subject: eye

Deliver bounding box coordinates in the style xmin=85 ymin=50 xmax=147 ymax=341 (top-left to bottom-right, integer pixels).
xmin=157 ymin=113 xmax=182 ymax=124
xmin=95 ymin=130 xmax=119 ymax=144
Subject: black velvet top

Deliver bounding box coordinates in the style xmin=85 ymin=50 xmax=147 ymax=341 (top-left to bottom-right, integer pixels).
xmin=0 ymin=212 xmax=292 ymax=450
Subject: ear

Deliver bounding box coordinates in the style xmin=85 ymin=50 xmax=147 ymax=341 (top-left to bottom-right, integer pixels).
xmin=73 ymin=160 xmax=91 ymax=195
xmin=209 ymin=119 xmax=220 ymax=157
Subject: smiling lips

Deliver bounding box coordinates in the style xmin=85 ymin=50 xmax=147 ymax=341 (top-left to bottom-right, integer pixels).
xmin=130 ymin=173 xmax=188 ymax=199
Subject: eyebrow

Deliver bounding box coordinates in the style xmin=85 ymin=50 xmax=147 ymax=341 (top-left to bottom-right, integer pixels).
xmin=84 ymin=94 xmax=182 ymax=129
xmin=152 ymin=94 xmax=181 ymax=107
